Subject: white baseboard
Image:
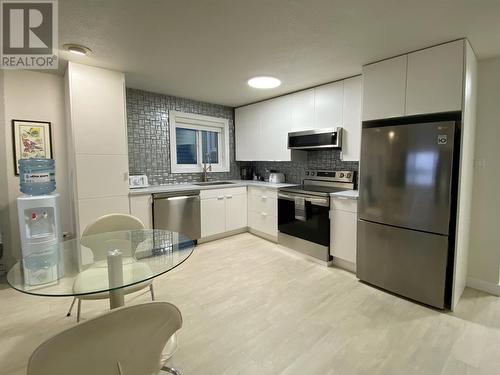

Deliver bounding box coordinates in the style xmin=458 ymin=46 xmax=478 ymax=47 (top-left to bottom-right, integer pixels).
xmin=331 ymin=258 xmax=356 ymax=274
xmin=198 ymin=227 xmax=247 ymax=244
xmin=248 ymin=228 xmax=278 ymax=243
xmin=466 ymin=277 xmax=500 ymax=296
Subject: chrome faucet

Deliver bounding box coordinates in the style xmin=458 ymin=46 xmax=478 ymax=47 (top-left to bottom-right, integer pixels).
xmin=202 ymin=153 xmax=212 ymax=182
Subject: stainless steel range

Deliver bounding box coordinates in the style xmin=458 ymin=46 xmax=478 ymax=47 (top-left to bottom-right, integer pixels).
xmin=278 ymin=170 xmax=355 ymax=262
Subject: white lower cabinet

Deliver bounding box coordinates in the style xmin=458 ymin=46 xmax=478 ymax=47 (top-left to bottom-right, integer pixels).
xmin=247 ymin=186 xmax=278 ymax=239
xmin=225 ymin=193 xmax=247 ymax=232
xmin=129 ymin=195 xmax=153 ymax=229
xmin=330 ymin=198 xmax=358 ymax=270
xmin=201 ymin=196 xmax=226 ymax=237
xmin=200 ymin=187 xmax=247 ymax=238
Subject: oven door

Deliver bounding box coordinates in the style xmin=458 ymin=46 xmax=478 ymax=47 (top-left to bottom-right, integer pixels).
xmin=277 ymin=192 xmax=330 ymax=246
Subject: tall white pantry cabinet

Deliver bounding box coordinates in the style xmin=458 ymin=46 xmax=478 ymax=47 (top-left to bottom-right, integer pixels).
xmin=362 ymin=39 xmax=478 ymax=310
xmin=65 ymin=62 xmax=130 ymax=237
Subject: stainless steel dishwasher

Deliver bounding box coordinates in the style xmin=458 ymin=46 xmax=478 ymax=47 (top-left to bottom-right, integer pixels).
xmin=152 ymin=190 xmax=201 ymax=240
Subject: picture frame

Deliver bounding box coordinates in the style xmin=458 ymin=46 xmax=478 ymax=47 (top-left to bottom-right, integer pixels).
xmin=12 ymin=120 xmax=53 ymax=175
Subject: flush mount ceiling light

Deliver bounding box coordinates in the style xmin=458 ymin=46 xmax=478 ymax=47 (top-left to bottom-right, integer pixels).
xmin=247 ymin=76 xmax=281 ymax=89
xmin=63 ymin=44 xmax=92 ymax=56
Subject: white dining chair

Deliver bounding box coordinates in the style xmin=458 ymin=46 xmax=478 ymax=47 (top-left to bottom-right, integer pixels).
xmin=66 ymin=214 xmax=156 ymax=322
xmin=28 ymin=302 xmax=183 ymax=375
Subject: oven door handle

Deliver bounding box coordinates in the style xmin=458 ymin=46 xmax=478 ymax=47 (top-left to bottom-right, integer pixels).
xmin=278 ymin=193 xmax=329 ymax=207
xmin=278 ymin=192 xmax=296 ymax=201
xmin=305 ymin=197 xmax=329 ymax=207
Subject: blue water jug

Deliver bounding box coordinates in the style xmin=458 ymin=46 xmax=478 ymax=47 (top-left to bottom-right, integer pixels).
xmin=19 ymin=158 xmax=56 ymax=195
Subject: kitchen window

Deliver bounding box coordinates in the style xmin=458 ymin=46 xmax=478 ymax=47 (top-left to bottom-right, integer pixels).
xmin=169 ymin=111 xmax=230 ymax=173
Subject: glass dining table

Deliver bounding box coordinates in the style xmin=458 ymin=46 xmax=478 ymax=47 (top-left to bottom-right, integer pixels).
xmin=7 ymin=229 xmax=195 ymax=309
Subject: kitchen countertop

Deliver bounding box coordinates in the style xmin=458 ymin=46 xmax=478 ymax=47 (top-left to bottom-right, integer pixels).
xmin=330 ymin=190 xmax=359 ymax=200
xmin=129 ymin=180 xmax=297 ymax=196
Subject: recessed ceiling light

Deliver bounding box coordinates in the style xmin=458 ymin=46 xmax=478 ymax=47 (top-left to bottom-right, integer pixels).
xmin=247 ymin=76 xmax=281 ymax=89
xmin=63 ymin=44 xmax=92 ymax=56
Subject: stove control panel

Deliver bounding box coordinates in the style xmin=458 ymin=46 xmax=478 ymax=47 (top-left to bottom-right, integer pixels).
xmin=305 ymin=170 xmax=355 ymax=183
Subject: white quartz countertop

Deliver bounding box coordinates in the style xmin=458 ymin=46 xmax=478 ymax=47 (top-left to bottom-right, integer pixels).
xmin=330 ymin=190 xmax=359 ymax=200
xmin=129 ymin=180 xmax=297 ymax=196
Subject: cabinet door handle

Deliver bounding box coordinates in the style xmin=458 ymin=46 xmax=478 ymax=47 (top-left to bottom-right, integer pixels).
xmin=217 ymin=196 xmax=224 ymax=200
xmin=261 ymin=195 xmax=267 ymax=200
xmin=226 ymin=195 xmax=233 ymax=199
xmin=261 ymin=212 xmax=267 ymax=216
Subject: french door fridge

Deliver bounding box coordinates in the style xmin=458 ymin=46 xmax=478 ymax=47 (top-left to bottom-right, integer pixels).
xmin=357 ymin=120 xmax=459 ymax=309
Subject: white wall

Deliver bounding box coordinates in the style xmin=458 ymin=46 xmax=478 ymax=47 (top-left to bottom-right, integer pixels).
xmin=0 ymin=71 xmax=14 ymax=270
xmin=2 ymin=70 xmax=70 ymax=266
xmin=468 ymin=57 xmax=500 ymax=289
xmin=451 ymin=41 xmax=478 ymax=309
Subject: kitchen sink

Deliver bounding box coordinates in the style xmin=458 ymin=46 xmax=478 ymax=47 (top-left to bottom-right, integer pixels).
xmin=193 ymin=181 xmax=236 ymax=186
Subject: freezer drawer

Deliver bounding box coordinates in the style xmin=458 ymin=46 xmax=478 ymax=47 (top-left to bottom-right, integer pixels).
xmin=357 ymin=219 xmax=449 ymax=308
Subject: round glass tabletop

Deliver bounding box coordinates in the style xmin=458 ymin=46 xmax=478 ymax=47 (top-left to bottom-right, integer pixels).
xmin=7 ymin=229 xmax=194 ymax=297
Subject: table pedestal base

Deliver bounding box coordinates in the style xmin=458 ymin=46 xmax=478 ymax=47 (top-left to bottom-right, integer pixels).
xmin=109 ymin=289 xmax=125 ymax=309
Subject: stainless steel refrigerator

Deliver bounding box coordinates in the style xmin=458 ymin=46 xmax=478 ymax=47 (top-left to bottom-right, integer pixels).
xmin=357 ymin=119 xmax=459 ymax=309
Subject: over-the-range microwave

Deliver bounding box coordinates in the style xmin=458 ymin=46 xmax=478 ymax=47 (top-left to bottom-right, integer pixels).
xmin=287 ymin=128 xmax=342 ymax=150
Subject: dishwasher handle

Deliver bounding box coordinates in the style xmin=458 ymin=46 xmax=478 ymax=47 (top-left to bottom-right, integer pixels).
xmin=153 ymin=191 xmax=200 ymax=200
xmin=166 ymin=195 xmax=199 ymax=201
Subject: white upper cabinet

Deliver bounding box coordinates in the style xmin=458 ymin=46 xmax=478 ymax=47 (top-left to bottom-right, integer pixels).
xmin=68 ymin=63 xmax=128 ymax=155
xmin=362 ymin=55 xmax=407 ymax=121
xmin=314 ymin=81 xmax=343 ymax=129
xmin=235 ymin=103 xmax=261 ymax=161
xmin=235 ymin=77 xmax=362 ymax=161
xmin=362 ymin=40 xmax=465 ymax=121
xmin=290 ymin=89 xmax=315 ymax=131
xmin=406 ymin=40 xmax=464 ymax=116
xmin=259 ymin=96 xmax=292 ymax=161
xmin=341 ymin=76 xmax=362 ymax=161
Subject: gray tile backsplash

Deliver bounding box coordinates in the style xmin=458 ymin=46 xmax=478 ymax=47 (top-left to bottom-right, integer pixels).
xmin=246 ymin=150 xmax=359 ymax=185
xmin=126 ymin=88 xmax=358 ymax=186
xmin=126 ymin=88 xmax=239 ymax=185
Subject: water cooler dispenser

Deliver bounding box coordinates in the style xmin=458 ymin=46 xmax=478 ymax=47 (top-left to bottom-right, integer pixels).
xmin=17 ymin=159 xmax=62 ymax=285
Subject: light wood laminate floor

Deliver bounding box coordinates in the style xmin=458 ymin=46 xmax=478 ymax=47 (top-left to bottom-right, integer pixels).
xmin=1 ymin=233 xmax=500 ymax=375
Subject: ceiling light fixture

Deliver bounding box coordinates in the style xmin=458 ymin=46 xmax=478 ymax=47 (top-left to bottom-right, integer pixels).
xmin=63 ymin=44 xmax=92 ymax=56
xmin=247 ymin=76 xmax=281 ymax=89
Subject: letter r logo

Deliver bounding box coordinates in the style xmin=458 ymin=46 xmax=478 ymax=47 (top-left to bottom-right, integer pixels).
xmin=2 ymin=1 xmax=53 ymax=54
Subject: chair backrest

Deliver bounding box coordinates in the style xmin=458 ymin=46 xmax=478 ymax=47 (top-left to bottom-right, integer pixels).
xmin=82 ymin=214 xmax=146 ymax=238
xmin=27 ymin=302 xmax=183 ymax=375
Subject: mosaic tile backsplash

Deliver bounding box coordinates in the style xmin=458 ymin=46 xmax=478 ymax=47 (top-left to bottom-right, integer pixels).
xmin=126 ymin=88 xmax=239 ymax=185
xmin=245 ymin=150 xmax=359 ymax=185
xmin=126 ymin=88 xmax=358 ymax=186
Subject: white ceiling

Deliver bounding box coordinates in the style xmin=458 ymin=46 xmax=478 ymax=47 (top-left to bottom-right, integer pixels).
xmin=59 ymin=0 xmax=500 ymax=107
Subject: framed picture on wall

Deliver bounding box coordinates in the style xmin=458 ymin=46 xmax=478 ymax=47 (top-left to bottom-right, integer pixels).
xmin=12 ymin=120 xmax=53 ymax=175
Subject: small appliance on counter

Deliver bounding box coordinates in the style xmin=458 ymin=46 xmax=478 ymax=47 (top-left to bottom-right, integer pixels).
xmin=240 ymin=166 xmax=253 ymax=180
xmin=129 ymin=175 xmax=149 ymax=188
xmin=16 ymin=158 xmax=63 ymax=285
xmin=269 ymin=171 xmax=285 ymax=183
